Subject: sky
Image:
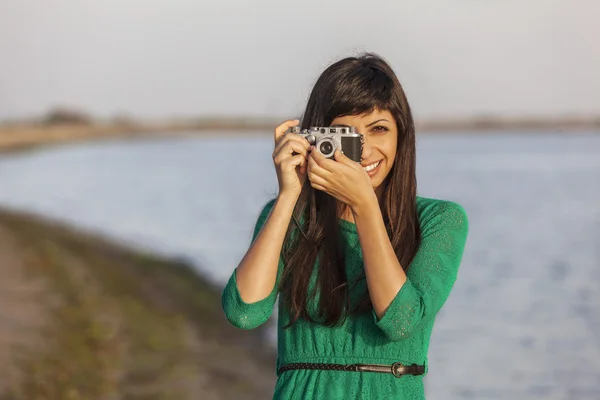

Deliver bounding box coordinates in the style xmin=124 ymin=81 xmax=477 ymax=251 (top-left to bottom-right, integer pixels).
xmin=1 ymin=0 xmax=599 ymax=121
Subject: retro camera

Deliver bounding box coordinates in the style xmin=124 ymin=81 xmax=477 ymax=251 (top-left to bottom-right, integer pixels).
xmin=290 ymin=126 xmax=363 ymax=162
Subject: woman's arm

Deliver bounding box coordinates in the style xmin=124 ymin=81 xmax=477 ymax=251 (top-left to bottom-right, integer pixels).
xmin=351 ymin=193 xmax=408 ymax=319
xmin=352 ymin=196 xmax=469 ymax=341
xmin=221 ymin=193 xmax=297 ymax=329
xmin=222 ymin=119 xmax=310 ymax=330
xmin=236 ymin=193 xmax=296 ymax=302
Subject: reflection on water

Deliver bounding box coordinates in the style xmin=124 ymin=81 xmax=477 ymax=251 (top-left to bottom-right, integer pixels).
xmin=0 ymin=131 xmax=599 ymax=399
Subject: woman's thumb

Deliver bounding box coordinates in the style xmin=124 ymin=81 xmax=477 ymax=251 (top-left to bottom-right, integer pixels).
xmin=334 ymin=149 xmax=354 ymax=165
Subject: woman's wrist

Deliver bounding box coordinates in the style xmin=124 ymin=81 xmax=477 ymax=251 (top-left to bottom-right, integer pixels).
xmin=276 ymin=190 xmax=300 ymax=208
xmin=350 ymin=191 xmax=379 ymax=218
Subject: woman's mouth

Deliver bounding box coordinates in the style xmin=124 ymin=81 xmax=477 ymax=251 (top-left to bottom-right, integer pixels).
xmin=363 ymin=160 xmax=381 ymax=177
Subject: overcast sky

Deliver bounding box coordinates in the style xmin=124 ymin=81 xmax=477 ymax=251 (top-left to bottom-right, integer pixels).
xmin=1 ymin=0 xmax=599 ymax=120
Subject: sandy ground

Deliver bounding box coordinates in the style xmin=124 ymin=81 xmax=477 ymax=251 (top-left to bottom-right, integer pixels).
xmin=0 ymin=225 xmax=49 ymax=394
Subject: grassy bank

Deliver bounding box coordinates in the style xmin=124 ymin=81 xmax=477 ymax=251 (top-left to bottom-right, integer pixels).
xmin=0 ymin=207 xmax=276 ymax=399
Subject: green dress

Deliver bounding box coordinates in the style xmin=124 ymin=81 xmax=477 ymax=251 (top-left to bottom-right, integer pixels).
xmin=221 ymin=196 xmax=469 ymax=399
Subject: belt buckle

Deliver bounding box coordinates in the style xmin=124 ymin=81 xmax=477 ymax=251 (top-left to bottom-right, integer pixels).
xmin=391 ymin=362 xmax=405 ymax=378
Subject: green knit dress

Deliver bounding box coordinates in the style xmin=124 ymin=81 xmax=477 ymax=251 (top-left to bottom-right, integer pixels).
xmin=221 ymin=196 xmax=469 ymax=399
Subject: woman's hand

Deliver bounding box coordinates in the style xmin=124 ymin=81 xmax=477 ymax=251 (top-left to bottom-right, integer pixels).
xmin=307 ymin=147 xmax=376 ymax=211
xmin=273 ymin=119 xmax=310 ymax=199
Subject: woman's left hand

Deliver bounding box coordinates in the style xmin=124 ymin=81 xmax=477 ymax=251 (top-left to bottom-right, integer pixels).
xmin=307 ymin=146 xmax=376 ymax=210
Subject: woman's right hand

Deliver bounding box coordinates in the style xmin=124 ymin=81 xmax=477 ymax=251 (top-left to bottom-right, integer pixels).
xmin=273 ymin=119 xmax=310 ymax=198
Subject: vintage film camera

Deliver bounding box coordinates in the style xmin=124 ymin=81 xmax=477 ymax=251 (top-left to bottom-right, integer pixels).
xmin=290 ymin=126 xmax=364 ymax=162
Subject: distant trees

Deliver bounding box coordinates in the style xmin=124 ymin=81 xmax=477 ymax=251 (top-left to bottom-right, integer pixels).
xmin=43 ymin=108 xmax=92 ymax=125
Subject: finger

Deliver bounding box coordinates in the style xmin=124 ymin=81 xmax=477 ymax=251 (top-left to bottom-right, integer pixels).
xmin=310 ymin=146 xmax=340 ymax=172
xmin=307 ymin=152 xmax=332 ymax=178
xmin=310 ymin=182 xmax=327 ymax=192
xmin=280 ymin=154 xmax=306 ymax=172
xmin=274 ymin=119 xmax=300 ymax=143
xmin=333 ymin=149 xmax=358 ymax=167
xmin=308 ymin=172 xmax=328 ymax=188
xmin=273 ymin=141 xmax=309 ymax=164
xmin=274 ymin=132 xmax=310 ymax=156
xmin=287 ymin=132 xmax=312 ymax=150
xmin=298 ymin=156 xmax=308 ymax=175
xmin=299 ymin=162 xmax=307 ymax=175
xmin=294 ymin=155 xmax=308 ymax=174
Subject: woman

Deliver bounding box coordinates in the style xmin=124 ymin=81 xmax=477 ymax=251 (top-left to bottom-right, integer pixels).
xmin=221 ymin=53 xmax=469 ymax=399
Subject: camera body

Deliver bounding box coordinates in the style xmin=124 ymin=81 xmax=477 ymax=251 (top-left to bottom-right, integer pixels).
xmin=290 ymin=126 xmax=363 ymax=162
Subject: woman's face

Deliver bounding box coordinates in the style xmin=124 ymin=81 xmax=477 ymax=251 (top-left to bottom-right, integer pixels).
xmin=331 ymin=108 xmax=398 ymax=193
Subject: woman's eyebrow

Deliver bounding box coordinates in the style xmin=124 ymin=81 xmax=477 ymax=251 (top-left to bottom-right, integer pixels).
xmin=366 ymin=119 xmax=389 ymax=127
xmin=330 ymin=119 xmax=389 ymax=128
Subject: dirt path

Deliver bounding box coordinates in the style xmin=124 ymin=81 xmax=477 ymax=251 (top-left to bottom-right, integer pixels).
xmin=0 ymin=225 xmax=49 ymax=394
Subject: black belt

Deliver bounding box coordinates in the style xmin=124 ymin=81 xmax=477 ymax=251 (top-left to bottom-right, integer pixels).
xmin=278 ymin=362 xmax=425 ymax=378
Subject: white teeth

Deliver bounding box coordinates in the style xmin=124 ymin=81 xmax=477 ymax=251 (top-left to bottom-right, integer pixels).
xmin=364 ymin=161 xmax=380 ymax=172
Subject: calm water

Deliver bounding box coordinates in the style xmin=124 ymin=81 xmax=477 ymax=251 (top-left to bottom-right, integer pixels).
xmin=0 ymin=131 xmax=599 ymax=399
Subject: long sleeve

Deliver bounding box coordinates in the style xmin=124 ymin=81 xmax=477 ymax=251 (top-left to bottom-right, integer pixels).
xmin=221 ymin=199 xmax=283 ymax=330
xmin=372 ymin=201 xmax=469 ymax=341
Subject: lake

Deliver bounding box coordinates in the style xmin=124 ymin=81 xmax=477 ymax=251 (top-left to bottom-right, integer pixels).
xmin=0 ymin=131 xmax=599 ymax=399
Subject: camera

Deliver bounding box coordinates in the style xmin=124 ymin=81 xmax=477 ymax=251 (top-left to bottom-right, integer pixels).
xmin=290 ymin=126 xmax=364 ymax=162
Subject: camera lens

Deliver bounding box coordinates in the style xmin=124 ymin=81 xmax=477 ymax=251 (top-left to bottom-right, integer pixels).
xmin=319 ymin=140 xmax=334 ymax=156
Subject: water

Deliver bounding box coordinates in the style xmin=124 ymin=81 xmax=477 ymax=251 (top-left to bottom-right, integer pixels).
xmin=0 ymin=131 xmax=599 ymax=399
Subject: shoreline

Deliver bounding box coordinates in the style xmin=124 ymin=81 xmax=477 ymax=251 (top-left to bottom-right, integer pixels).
xmin=1 ymin=115 xmax=599 ymax=154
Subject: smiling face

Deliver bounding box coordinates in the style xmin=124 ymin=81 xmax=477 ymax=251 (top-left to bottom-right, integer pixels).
xmin=331 ymin=108 xmax=398 ymax=194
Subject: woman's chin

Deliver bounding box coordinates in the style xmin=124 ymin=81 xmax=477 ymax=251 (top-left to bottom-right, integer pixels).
xmin=368 ymin=170 xmax=385 ymax=189
xmin=371 ymin=178 xmax=384 ymax=192
xmin=370 ymin=170 xmax=392 ymax=195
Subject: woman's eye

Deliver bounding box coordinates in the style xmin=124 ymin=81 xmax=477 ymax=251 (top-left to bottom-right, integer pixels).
xmin=371 ymin=125 xmax=388 ymax=133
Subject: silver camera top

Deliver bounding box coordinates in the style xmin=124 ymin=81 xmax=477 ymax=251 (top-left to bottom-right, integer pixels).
xmin=289 ymin=126 xmax=363 ymax=145
xmin=290 ymin=126 xmax=358 ymax=136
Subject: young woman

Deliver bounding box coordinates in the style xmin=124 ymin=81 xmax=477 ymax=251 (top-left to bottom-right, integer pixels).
xmin=221 ymin=53 xmax=469 ymax=399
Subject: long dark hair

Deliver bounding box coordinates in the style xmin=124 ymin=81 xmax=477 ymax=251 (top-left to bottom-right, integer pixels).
xmin=280 ymin=53 xmax=421 ymax=328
